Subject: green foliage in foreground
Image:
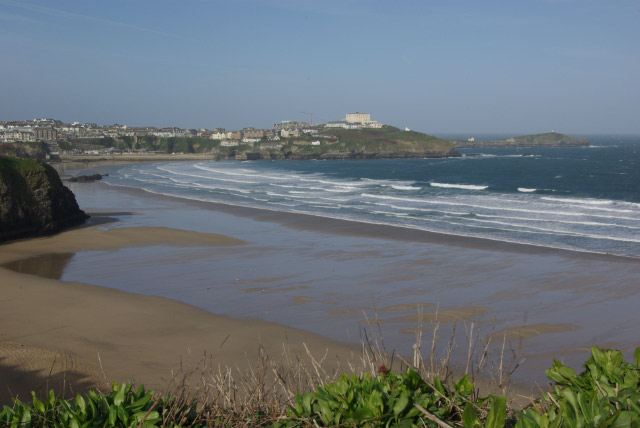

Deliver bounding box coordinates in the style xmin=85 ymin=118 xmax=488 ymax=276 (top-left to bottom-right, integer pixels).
xmin=1 ymin=346 xmax=639 ymax=427
xmin=274 ymin=368 xmax=505 ymax=428
xmin=0 ymin=383 xmax=199 ymax=428
xmin=516 ymin=346 xmax=640 ymax=428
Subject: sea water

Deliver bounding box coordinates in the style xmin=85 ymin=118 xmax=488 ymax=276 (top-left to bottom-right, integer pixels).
xmin=104 ymin=135 xmax=640 ymax=257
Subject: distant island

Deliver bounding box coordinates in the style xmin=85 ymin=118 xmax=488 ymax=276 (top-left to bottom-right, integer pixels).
xmin=452 ymin=132 xmax=589 ymax=148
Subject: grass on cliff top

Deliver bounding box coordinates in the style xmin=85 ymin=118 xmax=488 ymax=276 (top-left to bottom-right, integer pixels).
xmin=0 ymin=156 xmax=45 ymax=174
xmin=321 ymin=126 xmax=453 ymax=150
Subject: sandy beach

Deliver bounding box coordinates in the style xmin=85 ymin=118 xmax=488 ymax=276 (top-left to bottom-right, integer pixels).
xmin=0 ymin=223 xmax=357 ymax=404
xmin=2 ymin=160 xmax=639 ymax=405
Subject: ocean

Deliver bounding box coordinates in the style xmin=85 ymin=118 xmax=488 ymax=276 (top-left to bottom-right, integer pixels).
xmin=104 ymin=135 xmax=640 ymax=258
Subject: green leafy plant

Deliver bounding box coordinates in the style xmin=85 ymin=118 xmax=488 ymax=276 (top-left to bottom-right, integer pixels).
xmin=0 ymin=382 xmax=190 ymax=428
xmin=273 ymin=366 xmax=506 ymax=428
xmin=516 ymin=346 xmax=640 ymax=428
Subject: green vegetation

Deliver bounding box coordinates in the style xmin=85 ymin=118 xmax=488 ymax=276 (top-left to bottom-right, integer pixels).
xmin=0 ymin=156 xmax=65 ymax=201
xmin=275 ymin=369 xmax=505 ymax=428
xmin=309 ymin=126 xmax=457 ymax=158
xmin=2 ymin=346 xmax=638 ymax=427
xmin=67 ymin=136 xmax=220 ymax=154
xmin=60 ymin=126 xmax=458 ymax=159
xmin=0 ymin=142 xmax=50 ymax=159
xmin=0 ymin=383 xmax=201 ymax=428
xmin=516 ymin=346 xmax=640 ymax=427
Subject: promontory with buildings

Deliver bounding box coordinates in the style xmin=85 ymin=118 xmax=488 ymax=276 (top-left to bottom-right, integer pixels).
xmin=0 ymin=113 xmax=586 ymax=161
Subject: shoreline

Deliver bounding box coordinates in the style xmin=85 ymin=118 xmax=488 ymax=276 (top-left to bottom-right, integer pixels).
xmin=3 ymin=159 xmax=637 ymax=405
xmin=56 ymin=153 xmax=220 ymax=163
xmin=100 ymin=181 xmax=639 ymax=264
xmin=58 ymin=157 xmax=639 ymax=263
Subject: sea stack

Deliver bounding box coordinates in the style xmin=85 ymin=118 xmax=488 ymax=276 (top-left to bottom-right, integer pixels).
xmin=0 ymin=156 xmax=88 ymax=242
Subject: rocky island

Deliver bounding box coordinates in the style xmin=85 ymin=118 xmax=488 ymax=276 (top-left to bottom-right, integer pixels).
xmin=453 ymin=132 xmax=588 ymax=148
xmin=0 ymin=157 xmax=88 ymax=242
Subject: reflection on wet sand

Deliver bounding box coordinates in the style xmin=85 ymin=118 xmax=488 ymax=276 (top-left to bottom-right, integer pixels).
xmin=2 ymin=253 xmax=75 ymax=280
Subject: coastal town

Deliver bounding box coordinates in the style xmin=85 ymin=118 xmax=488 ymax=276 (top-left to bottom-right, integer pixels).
xmin=0 ymin=112 xmax=385 ymax=157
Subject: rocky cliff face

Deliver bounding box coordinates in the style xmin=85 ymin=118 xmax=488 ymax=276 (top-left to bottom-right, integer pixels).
xmin=0 ymin=157 xmax=88 ymax=242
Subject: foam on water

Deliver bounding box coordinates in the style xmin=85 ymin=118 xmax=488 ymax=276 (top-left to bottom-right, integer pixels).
xmin=541 ymin=197 xmax=614 ymax=205
xmin=388 ymin=185 xmax=421 ymax=191
xmin=430 ymin=182 xmax=488 ymax=190
xmin=104 ymin=142 xmax=640 ymax=257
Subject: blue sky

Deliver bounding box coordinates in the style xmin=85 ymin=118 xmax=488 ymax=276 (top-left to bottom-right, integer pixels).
xmin=1 ymin=0 xmax=638 ymax=134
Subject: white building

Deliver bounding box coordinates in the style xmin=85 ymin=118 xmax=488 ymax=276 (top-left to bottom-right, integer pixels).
xmin=0 ymin=128 xmax=35 ymax=142
xmin=325 ymin=121 xmax=361 ymax=129
xmin=151 ymin=131 xmax=175 ymax=138
xmin=211 ymin=131 xmax=231 ymax=140
xmin=346 ymin=112 xmax=371 ymax=124
xmin=344 ymin=112 xmax=382 ymax=128
xmin=241 ymin=137 xmax=260 ymax=144
xmin=280 ymin=128 xmax=300 ymax=138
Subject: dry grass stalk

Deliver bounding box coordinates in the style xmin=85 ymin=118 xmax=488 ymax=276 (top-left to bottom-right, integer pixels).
xmin=154 ymin=307 xmax=525 ymax=426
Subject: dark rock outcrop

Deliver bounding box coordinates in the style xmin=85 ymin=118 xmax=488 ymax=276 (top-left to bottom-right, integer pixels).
xmin=68 ymin=173 xmax=107 ymax=183
xmin=453 ymin=132 xmax=588 ymax=148
xmin=0 ymin=157 xmax=88 ymax=242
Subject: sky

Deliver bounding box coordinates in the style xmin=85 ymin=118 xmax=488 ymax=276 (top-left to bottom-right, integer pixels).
xmin=1 ymin=0 xmax=639 ymax=135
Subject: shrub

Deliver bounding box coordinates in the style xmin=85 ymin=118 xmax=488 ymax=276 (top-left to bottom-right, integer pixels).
xmin=274 ymin=367 xmax=506 ymax=428
xmin=515 ymin=346 xmax=640 ymax=427
xmin=2 ymin=346 xmax=639 ymax=427
xmin=0 ymin=383 xmax=188 ymax=428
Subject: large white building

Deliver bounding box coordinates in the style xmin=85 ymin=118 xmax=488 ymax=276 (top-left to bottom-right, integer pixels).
xmin=345 ymin=112 xmax=382 ymax=128
xmin=324 ymin=112 xmax=383 ymax=129
xmin=345 ymin=112 xmax=371 ymax=124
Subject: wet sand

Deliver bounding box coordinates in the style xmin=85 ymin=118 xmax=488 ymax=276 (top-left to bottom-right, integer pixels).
xmin=98 ymin=182 xmax=640 ymax=264
xmin=2 ymin=164 xmax=639 ymax=402
xmin=0 ymin=226 xmax=355 ymax=404
xmin=84 ymin=183 xmax=640 ymax=379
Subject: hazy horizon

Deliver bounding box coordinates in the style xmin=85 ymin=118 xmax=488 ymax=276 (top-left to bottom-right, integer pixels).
xmin=1 ymin=0 xmax=639 ymax=134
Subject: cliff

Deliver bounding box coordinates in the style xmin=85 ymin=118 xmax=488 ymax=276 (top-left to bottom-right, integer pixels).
xmin=238 ymin=126 xmax=459 ymax=160
xmin=62 ymin=126 xmax=459 ymax=160
xmin=0 ymin=141 xmax=51 ymax=160
xmin=0 ymin=157 xmax=88 ymax=242
xmin=299 ymin=126 xmax=459 ymax=159
xmin=453 ymin=132 xmax=588 ymax=148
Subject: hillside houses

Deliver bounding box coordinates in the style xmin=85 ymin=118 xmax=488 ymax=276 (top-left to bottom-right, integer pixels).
xmin=0 ymin=112 xmax=385 ymax=153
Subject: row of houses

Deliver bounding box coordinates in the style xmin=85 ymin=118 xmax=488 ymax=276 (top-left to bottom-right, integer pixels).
xmin=0 ymin=112 xmax=384 ymax=145
xmin=0 ymin=127 xmax=59 ymax=143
